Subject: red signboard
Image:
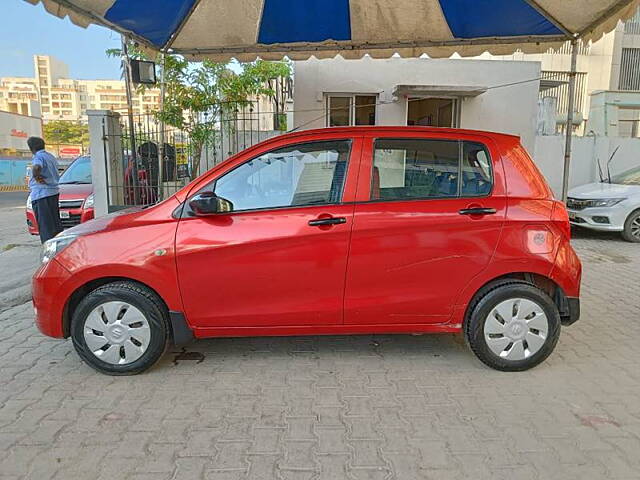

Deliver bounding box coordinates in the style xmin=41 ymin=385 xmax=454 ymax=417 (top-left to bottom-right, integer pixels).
xmin=10 ymin=129 xmax=28 ymax=138
xmin=59 ymin=146 xmax=82 ymax=157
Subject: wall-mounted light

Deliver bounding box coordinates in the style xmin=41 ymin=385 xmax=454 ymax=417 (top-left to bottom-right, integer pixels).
xmin=130 ymin=60 xmax=157 ymax=85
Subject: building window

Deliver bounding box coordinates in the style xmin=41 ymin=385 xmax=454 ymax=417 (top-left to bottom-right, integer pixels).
xmin=619 ymin=48 xmax=640 ymax=91
xmin=618 ymin=108 xmax=640 ymax=138
xmin=407 ymin=98 xmax=458 ymax=127
xmin=326 ymin=94 xmax=377 ymax=127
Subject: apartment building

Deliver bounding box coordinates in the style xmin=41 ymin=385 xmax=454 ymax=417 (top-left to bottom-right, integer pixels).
xmin=0 ymin=55 xmax=161 ymax=123
xmin=0 ymin=77 xmax=40 ymax=116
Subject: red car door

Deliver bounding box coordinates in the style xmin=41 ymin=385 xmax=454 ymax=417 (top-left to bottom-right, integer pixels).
xmin=345 ymin=132 xmax=507 ymax=325
xmin=175 ymin=136 xmax=362 ymax=329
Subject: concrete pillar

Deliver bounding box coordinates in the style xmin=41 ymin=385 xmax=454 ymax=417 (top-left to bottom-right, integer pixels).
xmin=87 ymin=110 xmax=123 ymax=217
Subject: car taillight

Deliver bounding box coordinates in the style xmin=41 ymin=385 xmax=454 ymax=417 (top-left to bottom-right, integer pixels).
xmin=551 ymin=200 xmax=571 ymax=239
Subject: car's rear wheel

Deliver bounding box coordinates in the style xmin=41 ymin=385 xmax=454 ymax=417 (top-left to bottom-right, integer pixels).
xmin=622 ymin=210 xmax=640 ymax=243
xmin=71 ymin=281 xmax=169 ymax=375
xmin=465 ymin=281 xmax=561 ymax=371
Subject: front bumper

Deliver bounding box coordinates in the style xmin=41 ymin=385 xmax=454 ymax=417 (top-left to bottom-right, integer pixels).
xmin=568 ymin=205 xmax=628 ymax=232
xmin=32 ymin=258 xmax=72 ymax=338
xmin=26 ymin=207 xmax=94 ymax=235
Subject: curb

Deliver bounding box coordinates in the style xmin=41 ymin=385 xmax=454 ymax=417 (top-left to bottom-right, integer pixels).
xmin=0 ymin=285 xmax=32 ymax=313
xmin=0 ymin=185 xmax=29 ymax=192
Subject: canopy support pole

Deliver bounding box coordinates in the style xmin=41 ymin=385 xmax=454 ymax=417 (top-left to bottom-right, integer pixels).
xmin=122 ymin=36 xmax=139 ymax=204
xmin=158 ymin=52 xmax=166 ymax=201
xmin=561 ymin=38 xmax=578 ymax=203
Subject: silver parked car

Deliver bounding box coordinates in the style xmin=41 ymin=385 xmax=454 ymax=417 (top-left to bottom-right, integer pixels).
xmin=568 ymin=165 xmax=640 ymax=242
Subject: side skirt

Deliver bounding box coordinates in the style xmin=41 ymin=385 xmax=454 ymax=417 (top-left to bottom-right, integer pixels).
xmin=192 ymin=323 xmax=462 ymax=339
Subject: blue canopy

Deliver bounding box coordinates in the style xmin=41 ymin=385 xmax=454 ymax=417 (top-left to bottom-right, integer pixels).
xmin=24 ymin=0 xmax=640 ymax=60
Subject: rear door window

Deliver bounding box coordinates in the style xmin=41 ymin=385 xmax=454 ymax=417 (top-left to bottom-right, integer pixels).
xmin=371 ymin=138 xmax=492 ymax=200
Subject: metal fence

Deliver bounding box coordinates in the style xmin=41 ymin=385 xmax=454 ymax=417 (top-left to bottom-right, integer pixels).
xmin=102 ymin=101 xmax=286 ymax=210
xmin=539 ymin=70 xmax=588 ymax=118
xmin=624 ymin=7 xmax=640 ymax=34
xmin=619 ymin=48 xmax=640 ymax=91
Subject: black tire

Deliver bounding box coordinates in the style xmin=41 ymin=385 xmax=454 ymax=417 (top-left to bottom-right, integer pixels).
xmin=621 ymin=210 xmax=640 ymax=243
xmin=71 ymin=281 xmax=169 ymax=375
xmin=464 ymin=281 xmax=561 ymax=371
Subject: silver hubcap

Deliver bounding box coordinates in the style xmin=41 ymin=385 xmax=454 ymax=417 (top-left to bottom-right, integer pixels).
xmin=484 ymin=298 xmax=549 ymax=361
xmin=631 ymin=216 xmax=640 ymax=239
xmin=83 ymin=301 xmax=151 ymax=365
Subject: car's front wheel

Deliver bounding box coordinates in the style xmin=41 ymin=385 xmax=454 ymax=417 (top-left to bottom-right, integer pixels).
xmin=622 ymin=209 xmax=640 ymax=243
xmin=71 ymin=281 xmax=169 ymax=375
xmin=465 ymin=281 xmax=561 ymax=371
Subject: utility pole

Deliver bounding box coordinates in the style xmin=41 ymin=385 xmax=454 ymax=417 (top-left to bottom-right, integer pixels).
xmin=121 ymin=35 xmax=139 ymax=204
xmin=561 ymin=37 xmax=579 ymax=203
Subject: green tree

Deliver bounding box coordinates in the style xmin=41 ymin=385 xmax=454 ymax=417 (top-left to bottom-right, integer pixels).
xmin=43 ymin=120 xmax=90 ymax=146
xmin=107 ymin=46 xmax=291 ymax=176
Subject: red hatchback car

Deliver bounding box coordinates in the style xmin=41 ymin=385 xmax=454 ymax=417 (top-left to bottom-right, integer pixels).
xmin=32 ymin=127 xmax=581 ymax=375
xmin=26 ymin=155 xmax=94 ymax=234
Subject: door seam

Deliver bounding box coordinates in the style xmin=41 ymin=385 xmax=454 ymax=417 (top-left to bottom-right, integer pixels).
xmin=341 ymin=136 xmax=365 ymax=325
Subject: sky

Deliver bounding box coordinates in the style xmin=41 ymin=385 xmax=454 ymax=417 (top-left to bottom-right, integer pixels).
xmin=0 ymin=1 xmax=122 ymax=80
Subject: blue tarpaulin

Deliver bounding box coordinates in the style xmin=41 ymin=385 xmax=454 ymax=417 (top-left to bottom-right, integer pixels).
xmin=25 ymin=0 xmax=640 ymax=60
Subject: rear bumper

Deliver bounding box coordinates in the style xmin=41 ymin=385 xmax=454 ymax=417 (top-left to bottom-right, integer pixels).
xmin=562 ymin=297 xmax=580 ymax=326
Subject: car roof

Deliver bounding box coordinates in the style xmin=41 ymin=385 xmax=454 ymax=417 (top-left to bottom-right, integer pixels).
xmin=282 ymin=126 xmax=521 ymax=142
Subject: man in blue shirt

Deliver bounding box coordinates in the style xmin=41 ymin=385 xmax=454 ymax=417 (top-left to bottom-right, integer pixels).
xmin=28 ymin=137 xmax=63 ymax=243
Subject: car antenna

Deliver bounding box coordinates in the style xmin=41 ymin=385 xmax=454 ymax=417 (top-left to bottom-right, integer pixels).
xmin=607 ymin=146 xmax=620 ymax=184
xmin=596 ymin=157 xmax=604 ymax=183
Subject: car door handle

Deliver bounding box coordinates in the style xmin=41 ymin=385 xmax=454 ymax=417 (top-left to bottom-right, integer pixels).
xmin=459 ymin=207 xmax=497 ymax=216
xmin=308 ymin=217 xmax=347 ymax=226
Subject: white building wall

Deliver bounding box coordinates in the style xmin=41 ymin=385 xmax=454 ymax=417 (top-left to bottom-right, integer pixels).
xmin=586 ymin=90 xmax=640 ymax=136
xmin=293 ymin=56 xmax=541 ymax=153
xmin=0 ymin=111 xmax=43 ymax=154
xmin=534 ymin=135 xmax=640 ymax=196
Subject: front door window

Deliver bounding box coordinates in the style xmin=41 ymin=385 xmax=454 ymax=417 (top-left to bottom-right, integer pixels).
xmin=212 ymin=140 xmax=351 ymax=211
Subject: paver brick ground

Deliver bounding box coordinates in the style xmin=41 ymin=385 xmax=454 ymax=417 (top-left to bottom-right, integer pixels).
xmin=1 ymin=229 xmax=639 ymax=479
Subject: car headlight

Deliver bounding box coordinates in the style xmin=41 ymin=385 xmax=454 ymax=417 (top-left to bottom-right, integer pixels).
xmin=582 ymin=198 xmax=626 ymax=208
xmin=83 ymin=193 xmax=94 ymax=209
xmin=41 ymin=234 xmax=77 ymax=264
xmin=26 ymin=195 xmax=32 ymax=210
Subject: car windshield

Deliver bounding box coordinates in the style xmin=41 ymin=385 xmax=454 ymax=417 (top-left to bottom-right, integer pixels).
xmin=59 ymin=156 xmax=91 ymax=184
xmin=610 ymin=165 xmax=640 ymax=186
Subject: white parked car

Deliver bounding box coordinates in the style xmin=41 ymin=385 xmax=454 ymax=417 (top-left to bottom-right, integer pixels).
xmin=567 ymin=165 xmax=640 ymax=242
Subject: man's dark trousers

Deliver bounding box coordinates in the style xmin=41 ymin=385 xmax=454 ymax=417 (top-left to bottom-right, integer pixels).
xmin=32 ymin=194 xmax=63 ymax=243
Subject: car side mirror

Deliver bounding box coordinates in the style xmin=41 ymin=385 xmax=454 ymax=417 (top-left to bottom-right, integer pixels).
xmin=189 ymin=192 xmax=234 ymax=215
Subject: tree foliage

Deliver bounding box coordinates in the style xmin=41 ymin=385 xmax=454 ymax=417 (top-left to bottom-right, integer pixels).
xmin=43 ymin=120 xmax=90 ymax=146
xmin=107 ymin=45 xmax=291 ymax=176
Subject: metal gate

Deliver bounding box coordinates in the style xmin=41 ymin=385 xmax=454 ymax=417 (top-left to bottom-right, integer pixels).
xmin=101 ymin=100 xmax=285 ymax=210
